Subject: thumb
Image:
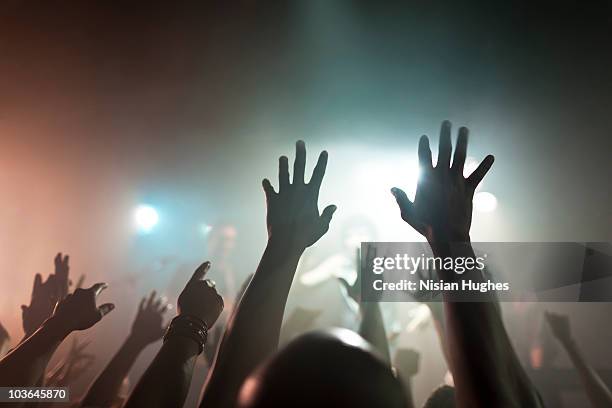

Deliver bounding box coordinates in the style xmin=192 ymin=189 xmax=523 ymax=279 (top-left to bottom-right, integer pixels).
xmin=320 ymin=205 xmax=337 ymax=228
xmin=391 ymin=187 xmax=413 ymax=219
xmin=189 ymin=261 xmax=211 ymax=284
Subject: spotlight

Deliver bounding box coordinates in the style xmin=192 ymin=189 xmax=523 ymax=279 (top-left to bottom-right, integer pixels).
xmin=134 ymin=205 xmax=159 ymax=232
xmin=473 ymin=192 xmax=497 ymax=212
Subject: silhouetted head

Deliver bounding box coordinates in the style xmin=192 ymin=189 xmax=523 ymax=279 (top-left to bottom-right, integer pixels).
xmin=423 ymin=385 xmax=456 ymax=408
xmin=238 ymin=328 xmax=407 ymax=408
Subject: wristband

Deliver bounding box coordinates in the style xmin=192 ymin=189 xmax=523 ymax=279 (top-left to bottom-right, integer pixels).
xmin=163 ymin=315 xmax=208 ymax=354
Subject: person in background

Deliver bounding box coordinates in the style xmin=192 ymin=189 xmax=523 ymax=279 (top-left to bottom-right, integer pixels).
xmin=80 ymin=291 xmax=170 ymax=408
xmin=546 ymin=311 xmax=612 ymax=408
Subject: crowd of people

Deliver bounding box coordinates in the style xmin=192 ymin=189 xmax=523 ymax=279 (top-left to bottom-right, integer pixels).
xmin=1 ymin=121 xmax=610 ymax=407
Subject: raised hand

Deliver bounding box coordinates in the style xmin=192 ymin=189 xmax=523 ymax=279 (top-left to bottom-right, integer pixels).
xmin=22 ymin=274 xmax=59 ymax=337
xmin=262 ymin=140 xmax=337 ymax=251
xmin=21 ymin=253 xmax=72 ymax=337
xmin=177 ymin=262 xmax=223 ymax=328
xmin=391 ymin=121 xmax=494 ymax=243
xmin=129 ymin=291 xmax=170 ymax=347
xmin=50 ymin=283 xmax=115 ymax=334
xmin=545 ymin=311 xmax=572 ymax=345
xmin=338 ymin=245 xmax=378 ymax=304
xmin=54 ymin=253 xmax=70 ymax=300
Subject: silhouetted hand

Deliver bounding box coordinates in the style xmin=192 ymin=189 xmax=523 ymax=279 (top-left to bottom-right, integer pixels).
xmin=54 ymin=253 xmax=70 ymax=300
xmin=129 ymin=291 xmax=170 ymax=347
xmin=545 ymin=311 xmax=572 ymax=345
xmin=338 ymin=245 xmax=378 ymax=304
xmin=391 ymin=121 xmax=494 ymax=244
xmin=22 ymin=274 xmax=59 ymax=337
xmin=177 ymin=262 xmax=224 ymax=328
xmin=21 ymin=253 xmax=72 ymax=337
xmin=50 ymin=283 xmax=115 ymax=335
xmin=262 ymin=140 xmax=337 ymax=251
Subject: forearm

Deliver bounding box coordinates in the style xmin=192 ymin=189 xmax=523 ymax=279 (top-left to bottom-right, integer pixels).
xmin=81 ymin=336 xmax=144 ymax=407
xmin=0 ymin=319 xmax=67 ymax=386
xmin=562 ymin=338 xmax=612 ymax=408
xmin=402 ymin=377 xmax=416 ymax=408
xmin=359 ymin=302 xmax=391 ymax=364
xmin=124 ymin=336 xmax=199 ymax=408
xmin=433 ymin=239 xmax=539 ymax=408
xmin=201 ymin=238 xmax=302 ymax=407
xmin=427 ymin=302 xmax=451 ymax=370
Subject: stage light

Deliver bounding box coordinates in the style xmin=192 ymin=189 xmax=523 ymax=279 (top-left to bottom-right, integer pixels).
xmin=201 ymin=224 xmax=213 ymax=235
xmin=474 ymin=192 xmax=497 ymax=212
xmin=134 ymin=205 xmax=159 ymax=232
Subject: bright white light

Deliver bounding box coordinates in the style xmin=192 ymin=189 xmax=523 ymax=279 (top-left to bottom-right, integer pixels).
xmin=134 ymin=205 xmax=159 ymax=232
xmin=473 ymin=192 xmax=497 ymax=212
xmin=201 ymin=224 xmax=213 ymax=235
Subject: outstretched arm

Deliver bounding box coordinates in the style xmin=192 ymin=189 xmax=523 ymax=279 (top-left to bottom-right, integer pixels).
xmin=0 ymin=283 xmax=114 ymax=387
xmin=81 ymin=291 xmax=169 ymax=408
xmin=391 ymin=121 xmax=541 ymax=408
xmin=546 ymin=311 xmax=612 ymax=408
xmin=200 ymin=141 xmax=336 ymax=408
xmin=125 ymin=263 xmax=223 ymax=408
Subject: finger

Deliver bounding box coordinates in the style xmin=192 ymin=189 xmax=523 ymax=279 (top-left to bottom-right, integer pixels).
xmin=262 ymin=178 xmax=276 ymax=201
xmin=88 ymin=283 xmax=108 ymax=297
xmin=161 ymin=303 xmax=171 ymax=313
xmin=189 ymin=261 xmax=211 ymax=284
xmin=75 ymin=274 xmax=85 ymax=289
xmin=437 ymin=120 xmax=452 ymax=168
xmin=98 ymin=303 xmax=115 ymax=317
xmin=391 ymin=187 xmax=414 ymax=222
xmin=452 ymin=126 xmax=468 ymax=172
xmin=138 ymin=297 xmax=145 ymax=312
xmin=467 ymin=154 xmax=495 ymax=188
xmin=146 ymin=291 xmax=156 ymax=309
xmin=418 ymin=135 xmax=433 ymax=170
xmin=293 ymin=140 xmax=306 ymax=184
xmin=154 ymin=296 xmax=166 ymax=310
xmin=55 ymin=253 xmax=62 ymax=269
xmin=61 ymin=255 xmax=70 ymax=277
xmin=309 ymin=150 xmax=328 ymax=189
xmin=320 ymin=204 xmax=337 ymax=229
xmin=33 ymin=273 xmax=43 ymax=294
xmin=279 ymin=156 xmax=289 ymax=191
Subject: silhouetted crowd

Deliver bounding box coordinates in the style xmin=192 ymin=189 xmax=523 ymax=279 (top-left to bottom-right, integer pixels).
xmin=1 ymin=121 xmax=609 ymax=408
